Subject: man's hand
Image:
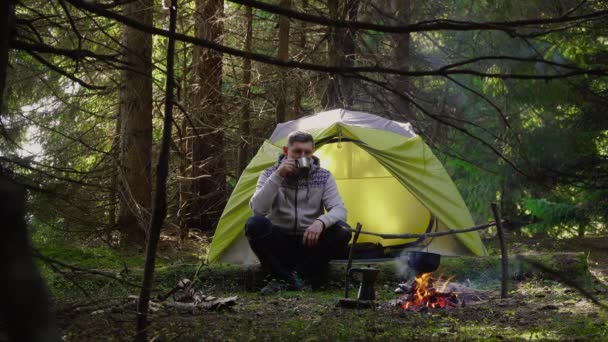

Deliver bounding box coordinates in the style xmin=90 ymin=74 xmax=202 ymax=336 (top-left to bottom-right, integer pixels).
xmin=303 ymin=220 xmax=324 ymax=247
xmin=277 ymin=158 xmax=296 ymax=177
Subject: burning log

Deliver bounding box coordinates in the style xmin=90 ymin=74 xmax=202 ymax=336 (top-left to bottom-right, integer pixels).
xmin=397 ymin=273 xmax=460 ymax=312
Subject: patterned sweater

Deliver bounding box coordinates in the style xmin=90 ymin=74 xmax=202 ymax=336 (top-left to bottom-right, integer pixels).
xmin=249 ymin=155 xmax=347 ymax=235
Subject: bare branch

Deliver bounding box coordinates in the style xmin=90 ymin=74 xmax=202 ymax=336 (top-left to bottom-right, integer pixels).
xmin=58 ymin=0 xmax=608 ymax=81
xmin=354 ymin=73 xmax=529 ymax=176
xmin=27 ymin=51 xmax=106 ymax=90
xmin=33 ymin=250 xmax=142 ymax=288
xmin=11 ymin=39 xmax=122 ymax=62
xmin=227 ymin=0 xmax=608 ymax=35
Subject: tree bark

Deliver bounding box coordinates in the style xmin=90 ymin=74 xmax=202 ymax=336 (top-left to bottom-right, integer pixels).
xmin=181 ymin=0 xmax=226 ymax=232
xmin=340 ymin=0 xmax=358 ymax=108
xmin=0 ymin=0 xmax=16 ymax=111
xmin=177 ymin=14 xmax=191 ymax=241
xmin=275 ymin=0 xmax=291 ymax=123
xmin=118 ymin=0 xmax=153 ymax=245
xmin=324 ymin=0 xmax=340 ymax=109
xmin=135 ymin=2 xmax=177 ymax=340
xmin=324 ymin=0 xmax=358 ymax=109
xmin=391 ymin=0 xmax=412 ymax=120
xmin=237 ymin=5 xmax=253 ymax=178
xmin=108 ymin=111 xmax=121 ymax=231
xmin=577 ymin=224 xmax=585 ymax=238
xmin=178 ymin=113 xmax=190 ymax=241
xmin=292 ymin=0 xmax=307 ymax=119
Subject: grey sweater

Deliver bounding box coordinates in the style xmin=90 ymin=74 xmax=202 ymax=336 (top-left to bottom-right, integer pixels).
xmin=249 ymin=155 xmax=347 ymax=235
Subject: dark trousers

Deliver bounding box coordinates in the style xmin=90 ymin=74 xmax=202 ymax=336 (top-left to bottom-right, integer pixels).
xmin=245 ymin=215 xmax=352 ymax=286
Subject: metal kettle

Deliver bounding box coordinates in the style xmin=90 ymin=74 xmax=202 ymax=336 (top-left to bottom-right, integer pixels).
xmin=407 ymin=251 xmax=441 ymax=274
xmin=348 ymin=267 xmax=379 ymax=300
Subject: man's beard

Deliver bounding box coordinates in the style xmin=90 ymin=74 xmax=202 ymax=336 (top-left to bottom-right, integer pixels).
xmin=287 ymin=168 xmax=308 ymax=181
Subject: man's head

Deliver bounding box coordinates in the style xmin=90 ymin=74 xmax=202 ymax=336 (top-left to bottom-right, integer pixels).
xmin=284 ymin=131 xmax=314 ymax=160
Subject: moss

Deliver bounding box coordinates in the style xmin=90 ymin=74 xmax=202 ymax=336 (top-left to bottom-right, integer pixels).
xmin=38 ymin=238 xmax=607 ymax=341
xmin=37 ymin=244 xmax=148 ymax=269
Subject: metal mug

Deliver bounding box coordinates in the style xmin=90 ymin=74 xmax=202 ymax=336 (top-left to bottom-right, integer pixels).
xmin=294 ymin=157 xmax=311 ymax=173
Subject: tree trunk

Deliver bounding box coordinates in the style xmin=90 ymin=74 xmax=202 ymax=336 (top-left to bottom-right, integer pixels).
xmin=237 ymin=5 xmax=253 ymax=178
xmin=135 ymin=2 xmax=177 ymax=340
xmin=0 ymin=0 xmax=15 ymax=111
xmin=178 ymin=14 xmax=190 ymax=241
xmin=181 ymin=0 xmax=225 ymax=232
xmin=118 ymin=0 xmax=153 ymax=245
xmin=108 ymin=111 xmax=121 ymax=231
xmin=340 ymin=0 xmax=358 ymax=108
xmin=275 ymin=0 xmax=291 ymax=123
xmin=293 ymin=0 xmax=307 ymax=119
xmin=577 ymin=217 xmax=588 ymax=238
xmin=324 ymin=0 xmax=340 ymax=109
xmin=324 ymin=0 xmax=359 ymax=109
xmin=391 ymin=0 xmax=412 ymax=120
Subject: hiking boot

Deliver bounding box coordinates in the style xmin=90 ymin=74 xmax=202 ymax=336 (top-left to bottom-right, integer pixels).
xmin=260 ymin=279 xmax=285 ymax=295
xmin=260 ymin=272 xmax=311 ymax=295
xmin=291 ymin=271 xmax=306 ymax=290
xmin=291 ymin=271 xmax=314 ymax=292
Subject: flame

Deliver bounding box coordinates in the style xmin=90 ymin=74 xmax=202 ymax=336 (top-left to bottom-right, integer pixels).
xmin=439 ymin=276 xmax=455 ymax=292
xmin=400 ymin=272 xmax=458 ymax=311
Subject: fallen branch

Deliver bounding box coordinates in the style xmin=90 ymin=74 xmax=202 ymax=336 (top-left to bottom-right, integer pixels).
xmin=163 ymin=296 xmax=238 ymax=312
xmin=32 ymin=250 xmax=142 ymax=288
xmin=519 ymin=255 xmax=608 ymax=310
xmin=88 ymin=292 xmax=237 ymax=316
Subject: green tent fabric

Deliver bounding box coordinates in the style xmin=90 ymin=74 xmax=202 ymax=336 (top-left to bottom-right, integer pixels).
xmin=208 ymin=109 xmax=487 ymax=264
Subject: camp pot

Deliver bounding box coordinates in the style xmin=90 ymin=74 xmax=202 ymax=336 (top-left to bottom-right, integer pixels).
xmin=295 ymin=157 xmax=311 ymax=173
xmin=407 ymin=251 xmax=441 ymax=274
xmin=348 ymin=267 xmax=379 ymax=300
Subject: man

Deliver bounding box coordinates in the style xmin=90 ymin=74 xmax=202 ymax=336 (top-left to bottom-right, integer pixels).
xmin=246 ymin=131 xmax=351 ymax=293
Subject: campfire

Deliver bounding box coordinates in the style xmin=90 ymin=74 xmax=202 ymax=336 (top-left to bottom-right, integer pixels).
xmin=395 ymin=273 xmax=460 ymax=311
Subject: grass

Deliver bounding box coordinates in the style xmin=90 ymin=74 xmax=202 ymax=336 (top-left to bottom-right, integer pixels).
xmin=35 ymin=236 xmax=608 ymax=341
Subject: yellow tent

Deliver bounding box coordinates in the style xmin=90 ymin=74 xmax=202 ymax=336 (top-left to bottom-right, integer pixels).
xmin=209 ymin=109 xmax=487 ymax=264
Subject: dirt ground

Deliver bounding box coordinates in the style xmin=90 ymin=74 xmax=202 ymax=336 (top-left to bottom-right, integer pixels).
xmin=52 ymin=236 xmax=608 ymax=341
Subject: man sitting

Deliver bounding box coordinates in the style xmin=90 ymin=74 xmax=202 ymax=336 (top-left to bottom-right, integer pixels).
xmin=246 ymin=131 xmax=352 ymax=293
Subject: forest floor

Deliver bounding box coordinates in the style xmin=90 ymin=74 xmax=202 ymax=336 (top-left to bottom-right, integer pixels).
xmin=41 ymin=235 xmax=608 ymax=341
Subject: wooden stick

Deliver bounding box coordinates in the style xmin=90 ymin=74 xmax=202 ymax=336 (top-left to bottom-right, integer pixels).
xmin=344 ymin=222 xmax=362 ymax=298
xmin=135 ymin=2 xmax=178 ymax=341
xmin=491 ymin=203 xmax=509 ymax=298
xmin=345 ymin=220 xmax=500 ymax=240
